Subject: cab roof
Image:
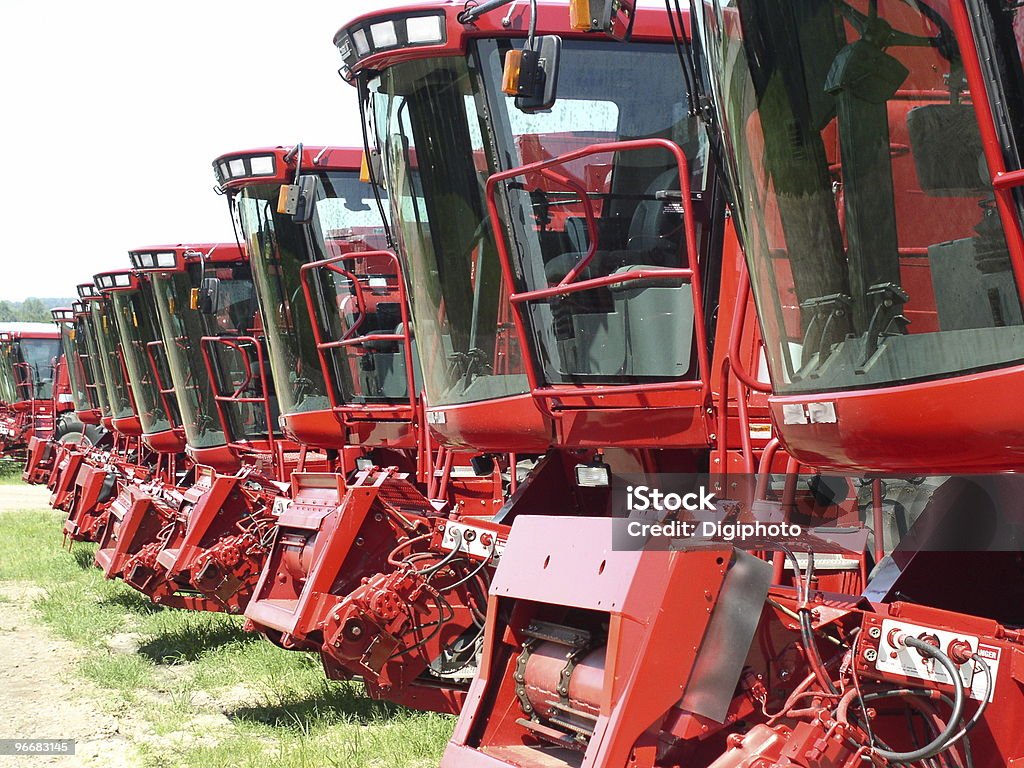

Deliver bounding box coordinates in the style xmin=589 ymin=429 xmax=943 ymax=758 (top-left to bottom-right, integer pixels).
xmin=212 ymin=146 xmax=364 ymax=192
xmin=334 ymin=0 xmax=677 ymax=76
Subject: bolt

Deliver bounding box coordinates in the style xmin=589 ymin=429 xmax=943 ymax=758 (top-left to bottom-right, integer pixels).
xmin=863 ymin=648 xmax=878 ymax=662
xmin=868 ymin=626 xmax=881 ymax=640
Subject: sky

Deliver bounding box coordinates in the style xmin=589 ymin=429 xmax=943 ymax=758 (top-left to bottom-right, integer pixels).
xmin=0 ymin=0 xmax=406 ymax=301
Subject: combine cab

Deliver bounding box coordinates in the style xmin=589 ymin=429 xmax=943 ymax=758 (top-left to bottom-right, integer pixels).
xmin=441 ymin=1 xmax=1024 ymax=766
xmin=0 ymin=324 xmax=64 ymax=464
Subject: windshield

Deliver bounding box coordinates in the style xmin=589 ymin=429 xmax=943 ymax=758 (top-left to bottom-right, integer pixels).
xmin=88 ymin=300 xmax=136 ymax=421
xmin=151 ymin=272 xmax=226 ymax=448
xmin=79 ymin=312 xmax=111 ymax=417
xmin=369 ymin=55 xmax=524 ymax=405
xmin=151 ymin=263 xmax=273 ymax=448
xmin=110 ymin=283 xmax=180 ymax=436
xmin=697 ymin=0 xmax=1024 ymax=394
xmin=14 ymin=338 xmax=60 ymax=402
xmin=369 ymin=41 xmax=711 ymax=402
xmin=233 ymin=170 xmax=394 ymax=417
xmin=479 ymin=39 xmax=709 ymax=384
xmin=0 ymin=344 xmax=17 ymax=404
xmin=59 ymin=323 xmax=93 ymax=413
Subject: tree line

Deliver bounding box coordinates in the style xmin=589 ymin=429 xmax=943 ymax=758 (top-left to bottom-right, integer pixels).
xmin=0 ymin=298 xmax=75 ymax=324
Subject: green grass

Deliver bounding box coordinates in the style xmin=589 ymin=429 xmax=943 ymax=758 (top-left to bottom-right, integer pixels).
xmin=0 ymin=459 xmax=24 ymax=482
xmin=0 ymin=507 xmax=455 ymax=768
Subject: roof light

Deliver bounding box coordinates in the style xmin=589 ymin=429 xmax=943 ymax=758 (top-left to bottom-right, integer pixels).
xmin=406 ymin=14 xmax=443 ymax=44
xmin=156 ymin=251 xmax=177 ymax=268
xmin=352 ymin=27 xmax=370 ymax=56
xmin=575 ymin=461 xmax=611 ymax=487
xmin=248 ymin=155 xmax=275 ymax=175
xmin=337 ymin=13 xmax=446 ymax=67
xmin=114 ymin=273 xmax=131 ymax=287
xmin=136 ymin=252 xmax=156 ymax=268
xmin=370 ymin=20 xmax=398 ymax=49
xmin=215 ymin=154 xmax=277 ymax=185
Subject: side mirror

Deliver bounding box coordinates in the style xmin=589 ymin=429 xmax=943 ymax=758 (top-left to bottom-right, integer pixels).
xmin=197 ymin=277 xmax=221 ymax=314
xmin=277 ymin=174 xmax=320 ymax=224
xmin=569 ymin=0 xmax=635 ymax=41
xmin=502 ymin=35 xmax=562 ymax=113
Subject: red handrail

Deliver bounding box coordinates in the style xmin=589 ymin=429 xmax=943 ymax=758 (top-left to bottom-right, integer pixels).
xmin=143 ymin=340 xmax=181 ymax=428
xmin=485 ymin=137 xmax=709 ymax=408
xmin=728 ymin=266 xmax=772 ymax=394
xmin=298 ymin=249 xmax=418 ymax=424
xmin=199 ymin=335 xmax=277 ymax=453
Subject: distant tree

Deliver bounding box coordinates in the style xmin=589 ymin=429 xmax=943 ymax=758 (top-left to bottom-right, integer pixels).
xmin=17 ymin=298 xmax=51 ymax=323
xmin=0 ymin=301 xmax=16 ymax=322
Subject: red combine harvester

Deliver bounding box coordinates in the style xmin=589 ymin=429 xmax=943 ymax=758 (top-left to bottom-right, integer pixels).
xmin=106 ymin=242 xmax=304 ymax=613
xmin=0 ymin=324 xmax=66 ymax=466
xmin=219 ymin=146 xmax=508 ymax=711
xmin=431 ymin=0 xmax=1024 ymax=766
xmin=19 ymin=318 xmax=84 ymax=484
xmin=237 ymin=0 xmax=854 ymax=717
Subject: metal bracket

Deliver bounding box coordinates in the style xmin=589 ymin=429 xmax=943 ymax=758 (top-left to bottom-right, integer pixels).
xmin=858 ymin=282 xmax=909 ymax=371
xmin=797 ymin=293 xmax=853 ymax=376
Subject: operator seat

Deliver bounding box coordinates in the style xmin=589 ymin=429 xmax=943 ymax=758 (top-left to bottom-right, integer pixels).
xmin=544 ymin=167 xmax=685 ymax=284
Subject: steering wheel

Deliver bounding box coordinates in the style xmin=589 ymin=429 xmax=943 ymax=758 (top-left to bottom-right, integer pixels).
xmin=833 ymin=0 xmax=951 ymax=53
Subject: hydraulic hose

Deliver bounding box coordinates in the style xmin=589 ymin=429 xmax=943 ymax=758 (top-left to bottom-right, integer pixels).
xmin=870 ymin=637 xmax=966 ymax=763
xmin=943 ymin=653 xmax=992 ymax=750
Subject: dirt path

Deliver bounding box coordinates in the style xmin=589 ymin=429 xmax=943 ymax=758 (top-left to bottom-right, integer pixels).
xmin=0 ymin=583 xmax=138 ymax=768
xmin=0 ymin=483 xmax=52 ymax=512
